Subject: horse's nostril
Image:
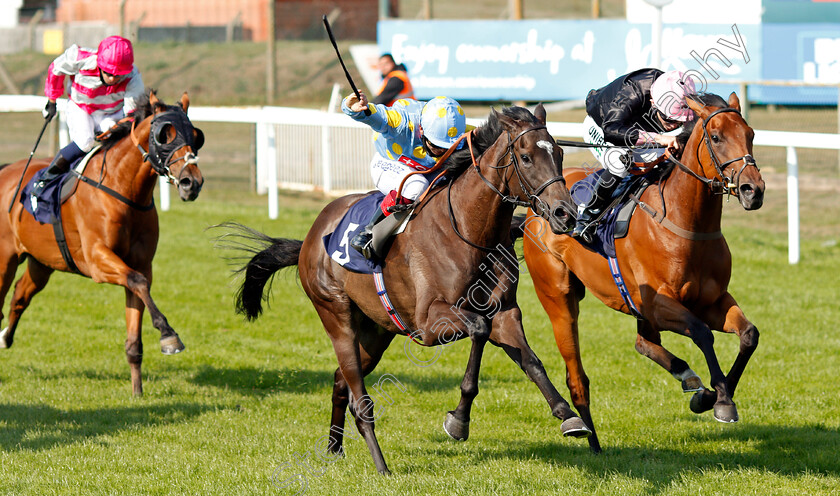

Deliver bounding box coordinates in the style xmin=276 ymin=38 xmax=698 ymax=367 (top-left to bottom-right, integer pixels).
xmin=179 ymin=178 xmax=192 ymax=189
xmin=740 ymin=184 xmax=754 ymax=197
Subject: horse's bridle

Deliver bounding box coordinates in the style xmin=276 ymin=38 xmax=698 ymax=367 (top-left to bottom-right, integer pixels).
xmin=448 ymin=124 xmax=567 ymax=251
xmin=131 ymin=109 xmax=203 ymax=185
xmin=673 ymin=107 xmax=759 ymax=197
xmin=472 ymin=124 xmax=567 ymax=213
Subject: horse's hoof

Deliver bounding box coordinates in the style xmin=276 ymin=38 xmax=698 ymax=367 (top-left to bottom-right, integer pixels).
xmin=689 ymin=390 xmax=714 ymax=414
xmin=681 ymin=375 xmax=705 ymax=393
xmin=160 ymin=335 xmax=185 ymax=355
xmin=713 ymin=403 xmax=739 ymax=423
xmin=0 ymin=327 xmax=10 ymax=349
xmin=561 ymin=417 xmax=592 ymax=438
xmin=443 ymin=411 xmax=469 ymax=441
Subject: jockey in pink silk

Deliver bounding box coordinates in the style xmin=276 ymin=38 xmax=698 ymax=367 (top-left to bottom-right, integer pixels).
xmin=33 ymin=35 xmax=145 ymax=196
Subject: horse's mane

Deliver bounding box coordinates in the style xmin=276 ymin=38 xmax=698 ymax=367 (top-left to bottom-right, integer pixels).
xmin=676 ymin=92 xmax=730 ymax=150
xmin=99 ymin=91 xmax=171 ymax=152
xmin=442 ymin=106 xmax=538 ymax=176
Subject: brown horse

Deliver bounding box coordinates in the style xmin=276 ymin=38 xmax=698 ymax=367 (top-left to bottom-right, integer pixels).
xmin=227 ymin=105 xmax=587 ymax=474
xmin=0 ymin=91 xmax=204 ymax=396
xmin=518 ymin=92 xmax=764 ymax=453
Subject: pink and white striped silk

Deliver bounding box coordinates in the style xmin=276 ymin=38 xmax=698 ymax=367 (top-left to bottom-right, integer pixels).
xmin=45 ymin=44 xmax=144 ymax=117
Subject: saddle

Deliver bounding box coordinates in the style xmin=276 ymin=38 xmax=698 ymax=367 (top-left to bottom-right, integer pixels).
xmin=570 ymin=163 xmax=673 ymax=258
xmin=323 ymin=192 xmax=414 ymax=274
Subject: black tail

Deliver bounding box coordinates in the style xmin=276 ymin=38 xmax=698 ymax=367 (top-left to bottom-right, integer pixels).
xmin=211 ymin=222 xmax=303 ymax=321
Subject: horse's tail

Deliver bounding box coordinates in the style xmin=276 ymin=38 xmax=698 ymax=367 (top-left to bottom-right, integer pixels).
xmin=212 ymin=222 xmax=303 ymax=321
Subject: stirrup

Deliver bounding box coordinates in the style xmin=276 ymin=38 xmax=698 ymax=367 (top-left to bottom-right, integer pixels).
xmin=571 ymin=221 xmax=596 ymax=243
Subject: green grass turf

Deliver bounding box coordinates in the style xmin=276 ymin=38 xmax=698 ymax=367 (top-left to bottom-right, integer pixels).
xmin=0 ymin=175 xmax=838 ymax=495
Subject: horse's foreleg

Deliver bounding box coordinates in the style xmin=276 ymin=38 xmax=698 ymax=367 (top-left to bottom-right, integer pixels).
xmin=490 ymin=307 xmax=592 ymax=439
xmin=87 ymin=248 xmax=184 ymax=355
xmin=690 ymin=293 xmax=760 ymax=414
xmin=443 ymin=311 xmax=490 ymax=442
xmin=125 ymin=288 xmax=144 ymax=396
xmin=635 ymin=320 xmax=705 ymax=393
xmin=652 ymin=294 xmax=736 ymax=422
xmin=0 ymin=258 xmax=52 ymax=349
xmin=526 ymin=248 xmax=601 ymax=453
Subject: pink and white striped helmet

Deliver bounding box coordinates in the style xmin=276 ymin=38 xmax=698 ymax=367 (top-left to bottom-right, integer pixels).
xmin=650 ymin=70 xmax=696 ymax=122
xmin=97 ymin=36 xmax=134 ymax=76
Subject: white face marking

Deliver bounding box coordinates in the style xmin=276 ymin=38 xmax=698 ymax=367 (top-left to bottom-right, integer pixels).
xmin=536 ymin=140 xmax=555 ymax=166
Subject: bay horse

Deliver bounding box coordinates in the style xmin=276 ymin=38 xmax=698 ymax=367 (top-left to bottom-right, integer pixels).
xmin=227 ymin=105 xmax=586 ymax=474
xmin=517 ymin=92 xmax=764 ymax=453
xmin=0 ymin=91 xmax=204 ymax=396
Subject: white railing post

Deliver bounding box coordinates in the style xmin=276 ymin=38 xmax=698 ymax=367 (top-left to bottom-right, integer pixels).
xmin=786 ymin=146 xmax=800 ymax=265
xmin=159 ymin=176 xmax=170 ymax=211
xmin=255 ymin=121 xmax=269 ymax=195
xmin=321 ymin=123 xmax=332 ymax=194
xmin=267 ymin=122 xmax=278 ymax=220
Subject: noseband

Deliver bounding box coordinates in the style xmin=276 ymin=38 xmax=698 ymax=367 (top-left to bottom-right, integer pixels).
xmin=673 ymin=107 xmax=759 ymax=197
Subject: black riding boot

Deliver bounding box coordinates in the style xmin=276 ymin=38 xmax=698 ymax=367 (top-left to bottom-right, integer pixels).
xmin=31 ymin=143 xmax=84 ymax=197
xmin=350 ymin=208 xmax=386 ymax=259
xmin=571 ymin=170 xmax=622 ymax=242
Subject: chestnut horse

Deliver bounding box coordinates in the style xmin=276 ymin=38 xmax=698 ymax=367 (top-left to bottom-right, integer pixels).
xmin=0 ymin=91 xmax=204 ymax=396
xmin=227 ymin=105 xmax=586 ymax=474
xmin=518 ymin=93 xmax=764 ymax=453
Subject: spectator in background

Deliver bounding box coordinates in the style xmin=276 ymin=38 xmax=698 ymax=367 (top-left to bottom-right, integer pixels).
xmin=372 ymin=53 xmax=414 ymax=106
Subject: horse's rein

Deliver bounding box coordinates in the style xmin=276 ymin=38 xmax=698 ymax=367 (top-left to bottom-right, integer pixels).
xmin=446 ymin=124 xmax=564 ymax=251
xmin=667 ymin=108 xmax=758 ymax=197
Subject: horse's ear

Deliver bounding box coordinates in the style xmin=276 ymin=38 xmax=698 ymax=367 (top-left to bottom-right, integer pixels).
xmin=685 ymin=95 xmax=709 ymax=120
xmin=149 ymin=91 xmax=159 ymax=106
xmin=727 ymin=92 xmax=741 ymax=113
xmin=534 ymin=103 xmax=546 ymax=125
xmin=496 ymin=108 xmax=516 ymax=129
xmin=180 ymin=92 xmax=191 ymax=113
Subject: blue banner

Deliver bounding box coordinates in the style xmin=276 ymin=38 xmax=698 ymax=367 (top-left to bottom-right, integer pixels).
xmin=377 ymin=20 xmax=761 ymax=102
xmin=758 ymin=23 xmax=840 ymax=105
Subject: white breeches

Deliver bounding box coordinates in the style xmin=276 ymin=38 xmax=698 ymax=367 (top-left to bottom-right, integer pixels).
xmin=66 ymin=100 xmax=125 ymax=152
xmin=582 ymin=115 xmax=666 ymax=178
xmin=369 ymin=155 xmax=430 ymax=201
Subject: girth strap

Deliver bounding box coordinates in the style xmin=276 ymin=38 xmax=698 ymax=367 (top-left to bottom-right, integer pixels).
xmin=51 ymin=206 xmax=81 ymax=275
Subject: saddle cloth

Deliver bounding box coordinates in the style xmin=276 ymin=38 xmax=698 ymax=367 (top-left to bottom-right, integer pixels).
xmin=21 ymin=146 xmax=100 ymax=224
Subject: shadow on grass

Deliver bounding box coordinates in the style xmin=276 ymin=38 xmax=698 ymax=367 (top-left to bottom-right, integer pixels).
xmin=446 ymin=422 xmax=840 ymax=485
xmin=189 ymin=365 xmax=331 ymax=395
xmin=0 ymin=401 xmax=213 ymax=452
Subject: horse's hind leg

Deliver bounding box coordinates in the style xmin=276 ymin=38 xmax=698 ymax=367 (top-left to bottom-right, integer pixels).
xmin=689 ymin=293 xmax=760 ymax=415
xmin=0 ymin=249 xmax=20 ymax=347
xmin=635 ymin=320 xmax=706 ymax=393
xmin=328 ymin=321 xmax=395 ymax=457
xmin=316 ymin=303 xmax=390 ymax=475
xmin=0 ymin=258 xmax=53 ymax=349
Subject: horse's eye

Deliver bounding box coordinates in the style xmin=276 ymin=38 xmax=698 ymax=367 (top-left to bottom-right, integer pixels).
xmin=520 ymin=154 xmax=531 ymax=165
xmin=711 ymin=135 xmax=720 ymax=143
